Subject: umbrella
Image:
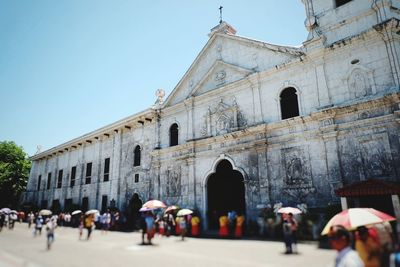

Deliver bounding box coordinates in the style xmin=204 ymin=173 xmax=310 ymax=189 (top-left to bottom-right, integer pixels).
xmin=321 ymin=208 xmax=396 ymax=235
xmin=165 ymin=205 xmax=179 ymax=213
xmin=143 ymin=200 xmax=166 ymax=209
xmin=71 ymin=210 xmax=82 ymax=215
xmin=177 ymin=209 xmax=193 ymax=217
xmin=39 ymin=209 xmax=52 ymax=216
xmin=277 ymin=207 xmax=302 ymax=215
xmin=0 ymin=208 xmax=11 ymax=214
xmin=85 ymin=209 xmax=99 ymax=215
xmin=139 ymin=207 xmax=152 ymax=212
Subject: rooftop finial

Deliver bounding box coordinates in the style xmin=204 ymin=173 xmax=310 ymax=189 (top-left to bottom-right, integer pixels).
xmin=219 ymin=6 xmax=223 ymax=24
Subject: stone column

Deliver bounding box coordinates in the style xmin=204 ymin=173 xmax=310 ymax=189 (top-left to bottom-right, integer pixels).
xmin=94 ymin=138 xmax=102 ymax=211
xmin=78 ymin=144 xmax=85 ymax=206
xmin=247 ymin=75 xmax=263 ymax=125
xmin=340 ymin=197 xmax=348 ymax=210
xmin=320 ymin=118 xmax=343 ymax=200
xmin=184 ymin=98 xmax=194 ymax=141
xmin=392 ymin=194 xmax=400 ymax=241
xmin=110 ymin=129 xmax=122 ymax=209
xmin=186 ymin=157 xmax=196 ymax=208
xmin=314 ymin=62 xmax=331 ymax=108
xmin=255 ymin=140 xmax=270 ymax=205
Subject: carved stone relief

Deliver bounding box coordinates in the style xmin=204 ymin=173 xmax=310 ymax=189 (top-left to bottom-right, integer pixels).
xmin=214 ymin=70 xmax=226 ymax=85
xmin=281 ymin=147 xmax=313 ymax=189
xmin=359 ymin=136 xmax=393 ymax=178
xmin=348 ymin=68 xmax=372 ymax=98
xmin=201 ymin=98 xmax=247 ymax=137
xmin=166 ymin=167 xmax=181 ymax=197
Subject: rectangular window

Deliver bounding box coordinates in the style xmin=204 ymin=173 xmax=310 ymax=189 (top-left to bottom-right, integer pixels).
xmin=37 ymin=175 xmax=41 ymax=191
xmin=335 ymin=0 xmax=352 ymax=7
xmin=57 ymin=169 xmax=63 ymax=188
xmin=70 ymin=166 xmax=76 ymax=187
xmin=85 ymin=162 xmax=92 ymax=184
xmin=104 ymin=158 xmax=110 ymax=182
xmin=64 ymin=198 xmax=73 ymax=212
xmin=47 ymin=173 xmax=52 ymax=190
xmin=82 ymin=197 xmax=89 ymax=212
xmin=41 ymin=200 xmax=48 ymax=209
xmin=101 ymin=195 xmax=108 ymax=213
xmin=134 ymin=173 xmax=139 ymax=183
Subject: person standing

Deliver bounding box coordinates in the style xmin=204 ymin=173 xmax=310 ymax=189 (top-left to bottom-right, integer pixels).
xmin=328 ymin=225 xmax=364 ymax=267
xmin=27 ymin=212 xmax=34 ymax=228
xmin=190 ymin=215 xmax=200 ymax=237
xmin=219 ymin=214 xmax=229 ymax=237
xmin=355 ymin=226 xmax=382 ymax=267
xmin=235 ymin=214 xmax=245 ymax=238
xmin=45 ymin=218 xmax=57 ymax=250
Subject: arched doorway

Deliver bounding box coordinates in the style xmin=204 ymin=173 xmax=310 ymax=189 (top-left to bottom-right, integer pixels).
xmin=207 ymin=160 xmax=246 ymax=230
xmin=127 ymin=193 xmax=142 ymax=230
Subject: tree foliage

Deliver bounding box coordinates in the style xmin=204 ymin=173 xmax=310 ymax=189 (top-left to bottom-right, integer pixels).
xmin=0 ymin=141 xmax=31 ymax=208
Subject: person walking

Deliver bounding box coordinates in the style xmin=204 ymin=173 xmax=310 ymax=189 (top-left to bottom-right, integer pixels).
xmin=45 ymin=218 xmax=57 ymax=250
xmin=144 ymin=211 xmax=155 ymax=245
xmin=33 ymin=215 xmax=43 ymax=236
xmin=190 ymin=215 xmax=200 ymax=237
xmin=287 ymin=213 xmax=298 ymax=253
xmin=178 ymin=216 xmax=187 ymax=241
xmin=282 ymin=217 xmax=293 ymax=254
xmin=328 ymin=225 xmax=364 ymax=267
xmin=84 ymin=214 xmax=94 ymax=240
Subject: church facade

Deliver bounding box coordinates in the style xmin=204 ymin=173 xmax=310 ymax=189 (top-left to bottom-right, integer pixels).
xmin=24 ymin=0 xmax=400 ymax=228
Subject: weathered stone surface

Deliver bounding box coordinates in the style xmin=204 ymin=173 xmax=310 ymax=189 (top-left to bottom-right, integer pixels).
xmin=24 ymin=1 xmax=400 ymax=228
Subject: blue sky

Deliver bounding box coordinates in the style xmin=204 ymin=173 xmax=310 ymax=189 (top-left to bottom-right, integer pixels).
xmin=0 ymin=1 xmax=307 ymax=156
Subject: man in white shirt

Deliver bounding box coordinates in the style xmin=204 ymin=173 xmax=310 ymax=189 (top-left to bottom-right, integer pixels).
xmin=328 ymin=225 xmax=364 ymax=267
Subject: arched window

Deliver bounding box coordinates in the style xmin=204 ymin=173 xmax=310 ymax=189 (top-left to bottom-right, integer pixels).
xmin=133 ymin=145 xmax=141 ymax=166
xmin=280 ymin=87 xmax=299 ymax=120
xmin=169 ymin=123 xmax=179 ymax=147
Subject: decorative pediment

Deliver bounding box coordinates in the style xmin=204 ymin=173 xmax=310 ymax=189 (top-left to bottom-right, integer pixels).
xmin=190 ymin=60 xmax=254 ymax=97
xmin=201 ymin=98 xmax=247 ymax=136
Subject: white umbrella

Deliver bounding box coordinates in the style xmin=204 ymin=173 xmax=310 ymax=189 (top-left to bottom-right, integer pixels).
xmin=0 ymin=208 xmax=11 ymax=214
xmin=277 ymin=207 xmax=302 ymax=215
xmin=71 ymin=210 xmax=82 ymax=215
xmin=85 ymin=209 xmax=99 ymax=215
xmin=39 ymin=209 xmax=52 ymax=216
xmin=177 ymin=209 xmax=193 ymax=217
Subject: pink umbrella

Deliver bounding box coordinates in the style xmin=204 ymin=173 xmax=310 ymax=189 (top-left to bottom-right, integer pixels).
xmin=142 ymin=199 xmax=166 ymax=209
xmin=139 ymin=207 xmax=152 ymax=212
xmin=321 ymin=208 xmax=396 ymax=235
xmin=277 ymin=207 xmax=302 ymax=215
xmin=165 ymin=205 xmax=179 ymax=213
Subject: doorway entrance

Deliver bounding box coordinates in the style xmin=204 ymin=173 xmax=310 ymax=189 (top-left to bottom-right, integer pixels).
xmin=206 ymin=160 xmax=246 ymax=230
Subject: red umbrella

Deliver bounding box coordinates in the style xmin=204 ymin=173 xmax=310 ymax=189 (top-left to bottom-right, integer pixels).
xmin=321 ymin=208 xmax=396 ymax=235
xmin=142 ymin=200 xmax=166 ymax=209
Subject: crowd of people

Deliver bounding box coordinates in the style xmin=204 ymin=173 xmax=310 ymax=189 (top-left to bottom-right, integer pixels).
xmin=1 ymin=206 xmax=400 ymax=266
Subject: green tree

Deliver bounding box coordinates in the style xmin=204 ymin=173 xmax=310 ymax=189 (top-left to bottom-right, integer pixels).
xmin=0 ymin=141 xmax=31 ymax=208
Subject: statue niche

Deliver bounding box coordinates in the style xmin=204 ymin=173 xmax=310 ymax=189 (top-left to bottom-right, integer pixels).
xmin=348 ymin=68 xmax=372 ymax=99
xmin=166 ymin=168 xmax=181 ymax=197
xmin=201 ymin=98 xmax=247 ymax=137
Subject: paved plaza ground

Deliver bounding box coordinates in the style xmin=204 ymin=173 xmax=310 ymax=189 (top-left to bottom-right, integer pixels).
xmin=0 ymin=223 xmax=336 ymax=267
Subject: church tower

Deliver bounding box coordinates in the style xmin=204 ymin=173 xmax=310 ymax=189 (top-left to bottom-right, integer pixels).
xmin=302 ymin=0 xmax=400 ymax=45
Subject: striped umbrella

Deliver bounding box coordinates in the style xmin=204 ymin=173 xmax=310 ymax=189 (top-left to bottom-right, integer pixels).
xmin=321 ymin=208 xmax=396 ymax=235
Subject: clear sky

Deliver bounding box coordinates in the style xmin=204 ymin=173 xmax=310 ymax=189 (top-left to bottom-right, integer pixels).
xmin=0 ymin=1 xmax=307 ymax=156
